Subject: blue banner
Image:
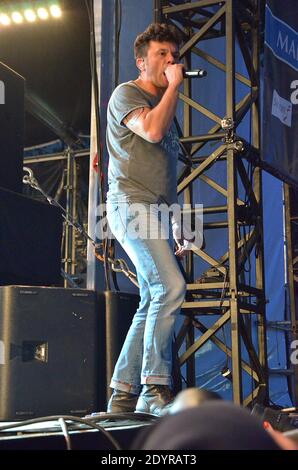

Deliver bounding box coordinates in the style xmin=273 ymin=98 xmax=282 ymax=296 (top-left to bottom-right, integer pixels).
xmin=265 ymin=5 xmax=298 ymax=72
xmin=263 ymin=0 xmax=298 ymax=187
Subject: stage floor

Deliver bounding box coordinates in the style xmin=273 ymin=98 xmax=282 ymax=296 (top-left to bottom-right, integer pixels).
xmin=0 ymin=412 xmax=158 ymax=450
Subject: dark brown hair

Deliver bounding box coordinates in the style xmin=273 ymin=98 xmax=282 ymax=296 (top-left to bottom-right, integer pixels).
xmin=134 ymin=23 xmax=182 ymax=59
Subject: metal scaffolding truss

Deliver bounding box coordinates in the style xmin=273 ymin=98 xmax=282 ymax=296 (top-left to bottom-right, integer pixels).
xmin=155 ymin=0 xmax=268 ymax=405
xmin=24 ymin=149 xmax=90 ymax=288
xmin=284 ymin=184 xmax=298 ymax=405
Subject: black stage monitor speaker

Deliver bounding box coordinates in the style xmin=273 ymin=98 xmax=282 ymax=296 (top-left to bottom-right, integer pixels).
xmin=0 ymin=187 xmax=62 ymax=286
xmin=0 ymin=61 xmax=25 ymax=193
xmin=0 ymin=286 xmax=99 ymax=420
xmin=98 ymin=291 xmax=140 ymax=405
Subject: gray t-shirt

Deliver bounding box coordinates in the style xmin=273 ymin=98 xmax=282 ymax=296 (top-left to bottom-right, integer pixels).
xmin=106 ymin=81 xmax=179 ymax=205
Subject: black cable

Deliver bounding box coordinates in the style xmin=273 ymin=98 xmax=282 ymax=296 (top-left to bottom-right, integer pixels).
xmin=111 ymin=241 xmax=120 ymax=291
xmin=239 ymin=118 xmax=254 ymax=403
xmin=0 ymin=415 xmax=122 ymax=450
xmin=219 ymin=269 xmax=230 ymax=372
xmin=58 ymin=417 xmax=72 ymax=450
xmin=114 ymin=0 xmax=122 ymax=87
xmin=23 ymin=169 xmax=96 ymax=248
xmin=242 ymin=88 xmax=258 ymax=404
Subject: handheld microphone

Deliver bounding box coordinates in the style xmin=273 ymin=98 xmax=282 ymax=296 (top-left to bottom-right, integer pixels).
xmin=183 ymin=69 xmax=207 ymax=78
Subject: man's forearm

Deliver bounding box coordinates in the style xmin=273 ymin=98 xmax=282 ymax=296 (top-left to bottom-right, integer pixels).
xmin=144 ymin=84 xmax=179 ymax=142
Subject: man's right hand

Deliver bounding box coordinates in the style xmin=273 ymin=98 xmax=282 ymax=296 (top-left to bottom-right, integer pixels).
xmin=164 ymin=63 xmax=184 ymax=87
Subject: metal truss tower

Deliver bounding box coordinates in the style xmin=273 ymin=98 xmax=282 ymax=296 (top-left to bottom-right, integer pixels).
xmin=155 ymin=0 xmax=268 ymax=405
xmin=284 ymin=184 xmax=298 ymax=405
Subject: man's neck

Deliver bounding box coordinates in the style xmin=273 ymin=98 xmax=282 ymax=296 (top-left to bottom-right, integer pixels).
xmin=134 ymin=77 xmax=165 ymax=98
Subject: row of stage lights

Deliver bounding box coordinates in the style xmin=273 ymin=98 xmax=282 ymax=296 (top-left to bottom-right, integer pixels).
xmin=0 ymin=4 xmax=62 ymax=26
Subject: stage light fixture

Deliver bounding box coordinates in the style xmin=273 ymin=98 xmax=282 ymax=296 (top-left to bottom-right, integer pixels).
xmin=0 ymin=3 xmax=62 ymax=28
xmin=37 ymin=7 xmax=49 ymax=20
xmin=24 ymin=9 xmax=37 ymax=22
xmin=0 ymin=13 xmax=11 ymax=26
xmin=50 ymin=4 xmax=62 ymax=18
xmin=11 ymin=11 xmax=24 ymax=24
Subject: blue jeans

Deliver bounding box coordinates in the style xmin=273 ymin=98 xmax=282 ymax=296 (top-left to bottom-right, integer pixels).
xmin=106 ymin=201 xmax=186 ymax=394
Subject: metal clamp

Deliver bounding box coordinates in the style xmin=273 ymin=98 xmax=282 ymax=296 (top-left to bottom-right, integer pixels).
xmin=221 ymin=117 xmax=234 ymax=131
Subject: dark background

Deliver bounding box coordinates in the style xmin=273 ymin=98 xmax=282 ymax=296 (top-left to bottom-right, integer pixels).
xmin=0 ymin=0 xmax=91 ymax=147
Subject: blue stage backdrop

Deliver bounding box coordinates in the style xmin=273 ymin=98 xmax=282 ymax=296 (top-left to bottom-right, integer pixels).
xmin=96 ymin=0 xmax=292 ymax=406
xmin=263 ymin=0 xmax=298 ymax=187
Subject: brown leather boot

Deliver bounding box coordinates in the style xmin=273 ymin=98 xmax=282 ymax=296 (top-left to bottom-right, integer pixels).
xmin=107 ymin=389 xmax=138 ymax=413
xmin=135 ymin=385 xmax=175 ymax=416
